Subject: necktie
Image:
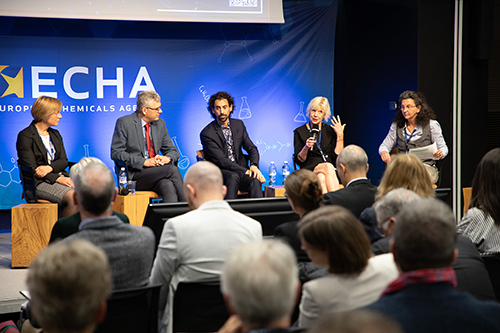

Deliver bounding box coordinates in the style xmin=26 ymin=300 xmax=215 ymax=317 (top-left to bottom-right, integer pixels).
xmin=145 ymin=123 xmax=155 ymax=158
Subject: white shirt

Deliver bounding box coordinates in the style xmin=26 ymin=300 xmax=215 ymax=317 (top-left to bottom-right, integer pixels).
xmin=298 ymin=253 xmax=399 ymax=328
xmin=458 ymin=207 xmax=500 ymax=256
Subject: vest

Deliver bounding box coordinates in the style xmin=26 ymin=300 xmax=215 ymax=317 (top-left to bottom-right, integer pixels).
xmin=396 ymin=123 xmax=434 ymax=166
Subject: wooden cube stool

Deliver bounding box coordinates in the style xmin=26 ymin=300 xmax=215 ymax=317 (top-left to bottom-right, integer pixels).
xmin=112 ymin=191 xmax=161 ymax=226
xmin=11 ymin=203 xmax=58 ymax=268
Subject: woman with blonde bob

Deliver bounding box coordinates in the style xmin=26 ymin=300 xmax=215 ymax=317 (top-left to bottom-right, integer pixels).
xmin=274 ymin=169 xmax=325 ymax=283
xmin=16 ymin=96 xmax=77 ymax=217
xmin=360 ymin=153 xmax=435 ymax=243
xmin=294 ymin=97 xmax=346 ymax=194
xmin=297 ymin=205 xmax=398 ymax=328
xmin=376 ymin=153 xmax=435 ymax=200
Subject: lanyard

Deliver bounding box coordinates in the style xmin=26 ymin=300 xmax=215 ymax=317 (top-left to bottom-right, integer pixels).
xmin=404 ymin=125 xmax=416 ymax=152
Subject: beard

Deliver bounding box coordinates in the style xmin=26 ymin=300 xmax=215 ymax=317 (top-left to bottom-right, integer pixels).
xmin=218 ymin=114 xmax=228 ymax=123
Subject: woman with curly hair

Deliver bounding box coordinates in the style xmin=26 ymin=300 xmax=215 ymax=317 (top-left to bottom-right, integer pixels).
xmin=378 ymin=90 xmax=448 ymax=183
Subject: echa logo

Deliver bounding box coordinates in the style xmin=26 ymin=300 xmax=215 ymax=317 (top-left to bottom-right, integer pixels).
xmin=0 ymin=66 xmax=24 ymax=98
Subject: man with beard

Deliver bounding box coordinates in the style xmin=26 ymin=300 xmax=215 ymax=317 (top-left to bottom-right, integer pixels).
xmin=149 ymin=161 xmax=262 ymax=333
xmin=200 ymin=91 xmax=265 ymax=199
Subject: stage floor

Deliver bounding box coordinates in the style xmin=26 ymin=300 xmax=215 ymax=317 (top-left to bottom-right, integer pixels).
xmin=0 ymin=232 xmax=28 ymax=314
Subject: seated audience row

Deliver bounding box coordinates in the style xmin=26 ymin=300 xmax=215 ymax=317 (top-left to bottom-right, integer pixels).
xmin=365 ymin=198 xmax=500 ymax=333
xmin=26 ymin=144 xmax=500 ymax=333
xmin=359 ymin=153 xmax=435 ymax=243
xmin=372 ymin=188 xmax=496 ymax=301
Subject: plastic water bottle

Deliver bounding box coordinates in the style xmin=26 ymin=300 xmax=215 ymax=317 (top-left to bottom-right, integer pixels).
xmin=282 ymin=161 xmax=290 ymax=185
xmin=269 ymin=161 xmax=277 ymax=186
xmin=118 ymin=167 xmax=128 ymax=191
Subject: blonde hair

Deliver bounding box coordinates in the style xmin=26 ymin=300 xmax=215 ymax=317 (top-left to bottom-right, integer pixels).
xmin=376 ymin=154 xmax=434 ymax=201
xmin=307 ymin=96 xmax=331 ymax=122
xmin=27 ymin=239 xmax=112 ymax=333
xmin=31 ymin=96 xmax=63 ymax=123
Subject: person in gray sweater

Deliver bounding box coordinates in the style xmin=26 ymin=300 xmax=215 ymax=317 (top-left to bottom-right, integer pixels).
xmin=65 ymin=159 xmax=155 ymax=290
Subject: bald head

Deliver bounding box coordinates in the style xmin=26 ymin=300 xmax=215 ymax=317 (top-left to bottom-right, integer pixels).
xmin=184 ymin=161 xmax=225 ymax=208
xmin=337 ymin=145 xmax=368 ymax=171
xmin=336 ymin=145 xmax=369 ymax=185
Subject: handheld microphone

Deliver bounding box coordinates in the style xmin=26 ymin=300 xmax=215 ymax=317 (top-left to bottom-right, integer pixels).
xmin=310 ymin=124 xmax=319 ymax=151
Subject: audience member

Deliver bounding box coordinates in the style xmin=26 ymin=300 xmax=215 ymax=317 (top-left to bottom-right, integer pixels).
xmin=360 ymin=153 xmax=434 ymax=243
xmin=365 ymin=198 xmax=500 ymax=333
xmin=372 ymin=189 xmax=496 ymax=301
xmin=297 ymin=206 xmax=398 ymax=328
xmin=293 ymin=96 xmax=344 ymax=193
xmin=274 ymin=169 xmax=327 ymax=283
xmin=64 ymin=160 xmax=155 ymax=289
xmin=458 ymin=148 xmax=500 ymax=256
xmin=26 ymin=239 xmax=112 ymax=333
xmin=49 ymin=157 xmax=129 ymax=243
xmin=308 ymin=309 xmax=402 ymax=333
xmin=219 ymin=240 xmax=299 ymax=333
xmin=371 ymin=188 xmax=421 ymax=254
xmin=200 ymin=91 xmax=265 ymax=199
xmin=323 ymin=145 xmax=377 ymax=218
xmin=149 ymin=161 xmax=262 ymax=333
xmin=111 ymin=90 xmax=185 ymax=202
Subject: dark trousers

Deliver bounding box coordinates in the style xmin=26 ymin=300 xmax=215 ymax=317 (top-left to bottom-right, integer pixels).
xmin=132 ymin=164 xmax=186 ymax=202
xmin=222 ymin=170 xmax=263 ymax=199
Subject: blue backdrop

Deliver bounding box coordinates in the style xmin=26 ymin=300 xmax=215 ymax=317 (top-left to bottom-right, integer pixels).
xmin=0 ymin=1 xmax=338 ymax=209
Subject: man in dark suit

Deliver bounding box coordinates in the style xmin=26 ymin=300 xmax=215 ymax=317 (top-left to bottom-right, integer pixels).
xmin=200 ymin=91 xmax=265 ymax=199
xmin=323 ymin=145 xmax=376 ymax=218
xmin=111 ymin=90 xmax=185 ymax=202
xmin=365 ymin=198 xmax=500 ymax=333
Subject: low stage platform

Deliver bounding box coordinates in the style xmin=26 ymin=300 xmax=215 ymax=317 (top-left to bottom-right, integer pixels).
xmin=0 ymin=232 xmax=28 ymax=315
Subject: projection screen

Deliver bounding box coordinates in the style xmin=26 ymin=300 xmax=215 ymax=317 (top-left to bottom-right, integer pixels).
xmin=0 ymin=0 xmax=284 ymax=23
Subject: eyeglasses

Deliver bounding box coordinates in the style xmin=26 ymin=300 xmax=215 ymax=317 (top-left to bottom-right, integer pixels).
xmin=146 ymin=106 xmax=162 ymax=113
xmin=400 ymin=105 xmax=416 ymax=111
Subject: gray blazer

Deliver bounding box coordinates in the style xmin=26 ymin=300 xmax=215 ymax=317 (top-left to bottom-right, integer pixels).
xmin=65 ymin=215 xmax=155 ymax=290
xmin=111 ymin=112 xmax=179 ymax=174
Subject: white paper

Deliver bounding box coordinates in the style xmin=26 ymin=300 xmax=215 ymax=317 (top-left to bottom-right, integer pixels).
xmin=409 ymin=142 xmax=439 ymax=160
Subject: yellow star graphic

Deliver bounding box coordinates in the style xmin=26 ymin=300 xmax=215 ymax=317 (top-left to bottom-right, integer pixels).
xmin=1 ymin=67 xmax=24 ymax=98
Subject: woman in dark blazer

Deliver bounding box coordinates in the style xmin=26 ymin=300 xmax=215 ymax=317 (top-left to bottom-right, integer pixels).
xmin=16 ymin=96 xmax=77 ymax=217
